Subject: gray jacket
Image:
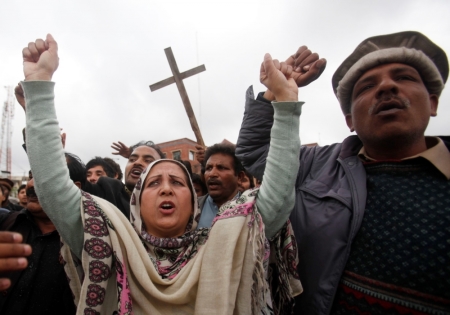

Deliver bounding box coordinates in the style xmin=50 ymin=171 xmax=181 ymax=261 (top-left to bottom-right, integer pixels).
xmin=235 ymin=86 xmax=368 ymax=315
xmin=236 ymin=86 xmax=450 ymax=314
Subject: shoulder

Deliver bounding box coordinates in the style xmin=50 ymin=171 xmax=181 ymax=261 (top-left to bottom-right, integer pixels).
xmin=96 ymin=176 xmax=125 ymax=189
xmin=438 ymin=136 xmax=450 ymax=151
xmin=198 ymin=194 xmax=209 ymax=209
xmin=0 ymin=210 xmax=26 ymax=230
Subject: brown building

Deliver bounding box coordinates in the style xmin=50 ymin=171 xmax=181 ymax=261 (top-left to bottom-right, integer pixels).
xmin=156 ymin=138 xmax=318 ymax=176
xmin=157 ymin=138 xmax=202 ymax=174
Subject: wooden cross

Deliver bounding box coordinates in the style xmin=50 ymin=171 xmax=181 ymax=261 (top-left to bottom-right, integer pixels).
xmin=150 ymin=47 xmax=206 ymax=147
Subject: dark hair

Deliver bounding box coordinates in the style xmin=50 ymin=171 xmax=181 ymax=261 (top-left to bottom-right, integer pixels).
xmin=130 ymin=140 xmax=165 ymax=159
xmin=180 ymin=160 xmax=193 ymax=178
xmin=18 ymin=184 xmax=26 ymax=194
xmin=103 ymin=157 xmax=123 ymax=180
xmin=244 ymin=169 xmax=255 ymax=189
xmin=86 ymin=157 xmax=115 ymax=178
xmin=191 ymin=173 xmax=207 ymax=196
xmin=203 ymin=143 xmax=243 ymax=175
xmin=65 ymin=153 xmax=86 ymax=187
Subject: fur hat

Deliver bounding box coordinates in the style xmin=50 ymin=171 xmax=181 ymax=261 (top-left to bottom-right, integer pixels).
xmin=332 ymin=31 xmax=449 ymax=114
xmin=0 ymin=178 xmax=14 ymax=191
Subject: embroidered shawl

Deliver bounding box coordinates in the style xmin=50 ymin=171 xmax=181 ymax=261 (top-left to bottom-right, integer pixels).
xmin=61 ymin=160 xmax=301 ymax=314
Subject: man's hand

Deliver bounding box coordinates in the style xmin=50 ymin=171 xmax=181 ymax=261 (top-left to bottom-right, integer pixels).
xmin=195 ymin=144 xmax=206 ymax=164
xmin=260 ymin=54 xmax=298 ymax=102
xmin=111 ymin=142 xmax=131 ymax=159
xmin=0 ymin=232 xmax=32 ymax=291
xmin=263 ymin=46 xmax=326 ymax=101
xmin=23 ymin=34 xmax=59 ymax=81
xmin=288 ymin=46 xmax=327 ymax=87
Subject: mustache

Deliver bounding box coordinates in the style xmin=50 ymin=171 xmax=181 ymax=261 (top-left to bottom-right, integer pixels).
xmin=26 ymin=188 xmax=38 ymax=198
xmin=368 ymin=94 xmax=411 ymax=115
xmin=207 ymin=179 xmax=222 ymax=185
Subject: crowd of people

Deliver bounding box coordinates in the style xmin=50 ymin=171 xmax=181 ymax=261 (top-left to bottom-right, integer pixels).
xmin=0 ymin=30 xmax=448 ymax=315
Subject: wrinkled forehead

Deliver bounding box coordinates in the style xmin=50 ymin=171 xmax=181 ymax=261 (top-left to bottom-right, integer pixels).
xmin=362 ymin=62 xmax=419 ymax=77
xmin=145 ymin=160 xmax=188 ymax=182
xmin=206 ymin=153 xmax=235 ymax=167
xmin=141 ymin=159 xmax=191 ymax=185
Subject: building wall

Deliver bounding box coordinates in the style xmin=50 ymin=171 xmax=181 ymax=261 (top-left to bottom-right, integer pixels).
xmin=156 ymin=138 xmax=202 ymax=174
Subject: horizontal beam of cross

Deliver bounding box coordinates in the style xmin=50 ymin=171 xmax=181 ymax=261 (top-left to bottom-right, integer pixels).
xmin=150 ymin=64 xmax=206 ymax=92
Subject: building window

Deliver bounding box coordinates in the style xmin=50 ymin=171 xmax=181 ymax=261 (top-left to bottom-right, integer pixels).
xmin=189 ymin=151 xmax=194 ymax=161
xmin=172 ymin=150 xmax=181 ymax=160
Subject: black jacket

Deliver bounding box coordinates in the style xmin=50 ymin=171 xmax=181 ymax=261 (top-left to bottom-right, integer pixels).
xmin=0 ymin=210 xmax=76 ymax=315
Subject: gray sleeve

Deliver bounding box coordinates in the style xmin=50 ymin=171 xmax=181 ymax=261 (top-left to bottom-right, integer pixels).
xmin=23 ymin=81 xmax=84 ymax=258
xmin=255 ymin=101 xmax=302 ymax=239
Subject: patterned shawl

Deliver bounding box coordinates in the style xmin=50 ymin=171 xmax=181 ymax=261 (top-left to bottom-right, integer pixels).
xmin=61 ymin=159 xmax=301 ymax=314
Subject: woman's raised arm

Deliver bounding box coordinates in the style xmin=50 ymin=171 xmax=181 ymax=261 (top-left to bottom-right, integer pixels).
xmin=22 ymin=34 xmax=84 ymax=257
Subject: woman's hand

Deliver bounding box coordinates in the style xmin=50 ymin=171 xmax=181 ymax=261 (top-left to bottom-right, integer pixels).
xmin=260 ymin=53 xmax=298 ymax=102
xmin=23 ymin=34 xmax=59 ymax=81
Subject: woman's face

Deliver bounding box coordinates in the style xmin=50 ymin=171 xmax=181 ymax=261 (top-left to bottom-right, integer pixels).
xmin=140 ymin=162 xmax=193 ymax=238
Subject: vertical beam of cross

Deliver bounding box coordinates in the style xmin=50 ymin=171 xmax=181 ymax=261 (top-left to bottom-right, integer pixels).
xmin=150 ymin=47 xmax=206 ymax=147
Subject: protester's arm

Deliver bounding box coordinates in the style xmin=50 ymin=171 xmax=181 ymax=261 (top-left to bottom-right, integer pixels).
xmin=22 ymin=35 xmax=84 ymax=258
xmin=252 ymin=53 xmax=299 ymax=238
xmin=253 ymin=52 xmax=326 ymax=238
xmin=256 ymin=101 xmax=302 ymax=238
xmin=0 ymin=232 xmax=32 ymax=290
xmin=195 ymin=144 xmax=206 ymax=165
xmin=111 ymin=141 xmax=131 ymax=158
xmin=236 ymin=46 xmax=326 ymax=181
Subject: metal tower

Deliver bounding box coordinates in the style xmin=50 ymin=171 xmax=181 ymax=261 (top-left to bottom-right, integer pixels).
xmin=0 ymin=86 xmax=15 ymax=178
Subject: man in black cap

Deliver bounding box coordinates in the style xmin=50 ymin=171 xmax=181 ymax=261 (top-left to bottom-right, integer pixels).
xmin=236 ymin=32 xmax=450 ymax=314
xmin=0 ymin=179 xmax=23 ymax=212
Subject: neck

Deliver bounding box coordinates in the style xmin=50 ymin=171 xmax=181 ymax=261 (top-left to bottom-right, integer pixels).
xmin=34 ymin=216 xmax=56 ymax=234
xmin=124 ymin=184 xmax=133 ymax=196
xmin=363 ymin=136 xmax=428 ymax=160
xmin=213 ymin=190 xmax=239 ymax=208
xmin=20 ymin=202 xmax=27 ymax=207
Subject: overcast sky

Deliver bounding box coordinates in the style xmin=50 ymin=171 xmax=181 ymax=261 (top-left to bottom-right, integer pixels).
xmin=1 ymin=0 xmax=449 ymax=178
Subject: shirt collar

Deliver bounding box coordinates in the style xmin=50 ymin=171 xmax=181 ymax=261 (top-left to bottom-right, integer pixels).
xmin=358 ymin=137 xmax=450 ymax=180
xmin=207 ymin=191 xmax=241 ymax=207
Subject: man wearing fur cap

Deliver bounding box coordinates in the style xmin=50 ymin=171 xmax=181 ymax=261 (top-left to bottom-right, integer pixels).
xmin=236 ymin=31 xmax=450 ymax=314
xmin=0 ymin=179 xmax=23 ymax=212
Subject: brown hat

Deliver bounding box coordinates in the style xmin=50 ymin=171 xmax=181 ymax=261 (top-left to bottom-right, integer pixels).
xmin=332 ymin=31 xmax=449 ymax=114
xmin=0 ymin=178 xmax=14 ymax=190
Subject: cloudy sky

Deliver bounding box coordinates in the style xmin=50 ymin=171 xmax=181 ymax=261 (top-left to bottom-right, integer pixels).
xmin=1 ymin=0 xmax=449 ymax=178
